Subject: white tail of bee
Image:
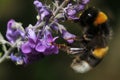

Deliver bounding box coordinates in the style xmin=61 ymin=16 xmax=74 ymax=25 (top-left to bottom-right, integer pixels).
xmin=71 ymin=60 xmax=92 ymax=73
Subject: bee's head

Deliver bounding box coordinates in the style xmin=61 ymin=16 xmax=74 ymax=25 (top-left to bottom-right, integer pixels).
xmin=80 ymin=7 xmax=98 ymax=26
xmin=80 ymin=7 xmax=108 ymax=27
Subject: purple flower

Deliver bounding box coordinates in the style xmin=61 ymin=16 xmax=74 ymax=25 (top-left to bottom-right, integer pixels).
xmin=64 ymin=3 xmax=85 ymax=20
xmin=20 ymin=28 xmax=45 ymax=64
xmin=36 ymin=29 xmax=59 ymax=55
xmin=42 ymin=30 xmax=59 ymax=55
xmin=21 ymin=28 xmax=41 ymax=54
xmin=22 ymin=28 xmax=59 ymax=54
xmin=64 ymin=0 xmax=90 ymax=20
xmin=21 ymin=28 xmax=59 ymax=64
xmin=64 ymin=4 xmax=77 ymax=20
xmin=62 ymin=29 xmax=76 ymax=43
xmin=10 ymin=54 xmax=24 ymax=65
xmin=6 ymin=19 xmax=25 ymax=43
xmin=34 ymin=0 xmax=52 ymax=21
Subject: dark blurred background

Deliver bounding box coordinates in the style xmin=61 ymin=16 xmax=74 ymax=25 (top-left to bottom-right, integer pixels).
xmin=0 ymin=0 xmax=120 ymax=80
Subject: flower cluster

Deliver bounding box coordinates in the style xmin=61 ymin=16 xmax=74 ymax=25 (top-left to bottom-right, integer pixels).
xmin=0 ymin=0 xmax=90 ymax=65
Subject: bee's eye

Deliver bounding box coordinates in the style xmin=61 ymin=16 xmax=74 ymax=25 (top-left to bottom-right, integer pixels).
xmin=88 ymin=13 xmax=92 ymax=17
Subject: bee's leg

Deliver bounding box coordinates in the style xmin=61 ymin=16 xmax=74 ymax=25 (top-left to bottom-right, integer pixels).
xmin=56 ymin=43 xmax=70 ymax=52
xmin=83 ymin=34 xmax=94 ymax=41
xmin=69 ymin=47 xmax=85 ymax=54
xmin=56 ymin=43 xmax=85 ymax=54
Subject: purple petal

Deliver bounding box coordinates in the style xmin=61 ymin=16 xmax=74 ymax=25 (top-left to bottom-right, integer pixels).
xmin=50 ymin=23 xmax=59 ymax=31
xmin=44 ymin=45 xmax=59 ymax=55
xmin=52 ymin=46 xmax=59 ymax=54
xmin=10 ymin=54 xmax=24 ymax=65
xmin=21 ymin=42 xmax=32 ymax=54
xmin=53 ymin=36 xmax=59 ymax=42
xmin=46 ymin=34 xmax=53 ymax=43
xmin=10 ymin=53 xmax=17 ymax=61
xmin=28 ymin=38 xmax=36 ymax=48
xmin=77 ymin=4 xmax=85 ymax=11
xmin=67 ymin=9 xmax=76 ymax=16
xmin=62 ymin=30 xmax=76 ymax=43
xmin=41 ymin=10 xmax=50 ymax=20
xmin=35 ymin=42 xmax=46 ymax=52
xmin=34 ymin=0 xmax=43 ymax=8
xmin=7 ymin=19 xmax=15 ymax=29
xmin=6 ymin=19 xmax=23 ymax=43
xmin=82 ymin=0 xmax=90 ymax=4
xmin=27 ymin=29 xmax=37 ymax=42
xmin=44 ymin=30 xmax=53 ymax=42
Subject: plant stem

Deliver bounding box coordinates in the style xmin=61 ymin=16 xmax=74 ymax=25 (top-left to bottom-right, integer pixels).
xmin=51 ymin=0 xmax=69 ymax=20
xmin=0 ymin=38 xmax=21 ymax=63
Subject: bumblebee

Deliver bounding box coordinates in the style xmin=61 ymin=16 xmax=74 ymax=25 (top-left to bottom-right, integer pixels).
xmin=69 ymin=7 xmax=112 ymax=73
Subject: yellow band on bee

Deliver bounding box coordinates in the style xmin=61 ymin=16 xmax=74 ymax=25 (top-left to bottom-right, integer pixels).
xmin=93 ymin=46 xmax=109 ymax=58
xmin=94 ymin=12 xmax=108 ymax=26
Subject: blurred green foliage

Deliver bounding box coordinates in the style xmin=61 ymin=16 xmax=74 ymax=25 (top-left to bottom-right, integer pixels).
xmin=0 ymin=0 xmax=120 ymax=80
